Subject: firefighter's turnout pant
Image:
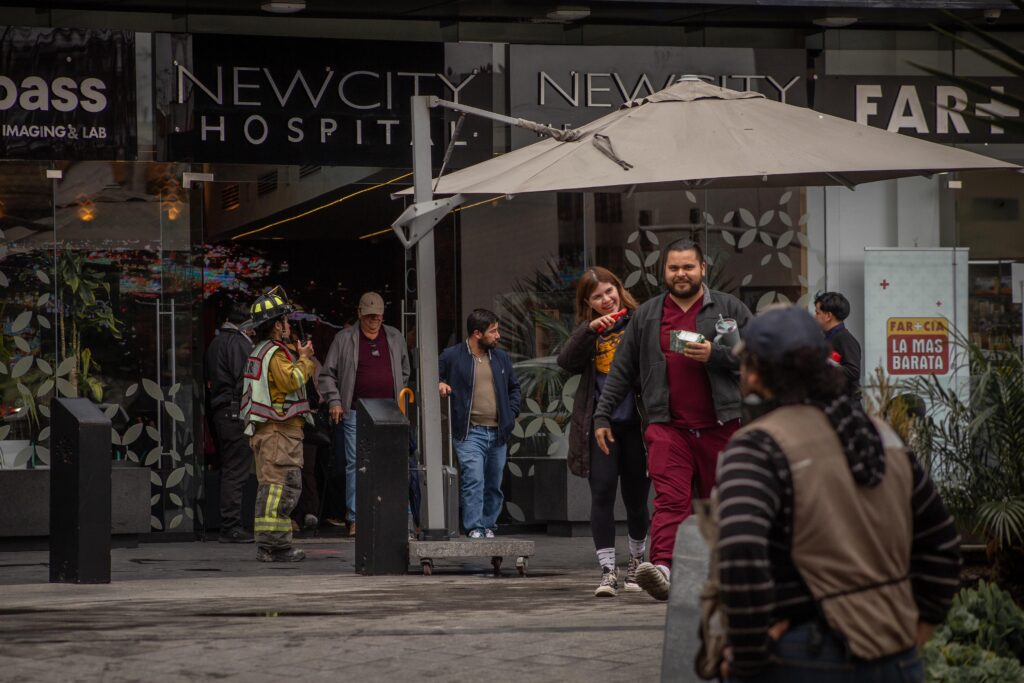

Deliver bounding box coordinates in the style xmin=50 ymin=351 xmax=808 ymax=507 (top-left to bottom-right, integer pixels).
xmin=251 ymin=420 xmax=304 ymax=550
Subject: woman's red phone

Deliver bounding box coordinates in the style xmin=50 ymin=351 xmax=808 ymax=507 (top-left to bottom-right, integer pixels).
xmin=596 ymin=308 xmax=628 ymax=333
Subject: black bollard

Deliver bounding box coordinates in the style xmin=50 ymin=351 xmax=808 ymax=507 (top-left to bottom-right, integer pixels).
xmin=49 ymin=397 xmax=112 ymax=584
xmin=354 ymin=399 xmax=409 ymax=575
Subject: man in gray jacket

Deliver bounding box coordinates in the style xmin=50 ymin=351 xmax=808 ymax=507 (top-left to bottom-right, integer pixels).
xmin=594 ymin=239 xmax=751 ymax=601
xmin=318 ymin=292 xmax=410 ymax=535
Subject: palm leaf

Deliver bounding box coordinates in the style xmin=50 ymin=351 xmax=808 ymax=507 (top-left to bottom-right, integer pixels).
xmin=976 ymin=498 xmax=1024 ymax=549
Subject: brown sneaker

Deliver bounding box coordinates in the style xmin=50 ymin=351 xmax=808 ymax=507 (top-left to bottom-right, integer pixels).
xmin=256 ymin=547 xmax=306 ymax=563
xmin=635 ymin=562 xmax=670 ymax=601
xmin=348 ymin=521 xmax=357 ymax=537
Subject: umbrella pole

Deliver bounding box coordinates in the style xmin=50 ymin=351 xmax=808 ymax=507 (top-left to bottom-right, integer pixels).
xmin=411 ymin=95 xmax=448 ymax=540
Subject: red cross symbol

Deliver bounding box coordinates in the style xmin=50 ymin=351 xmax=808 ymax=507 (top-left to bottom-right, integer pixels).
xmin=880 ymin=280 xmax=890 ymax=290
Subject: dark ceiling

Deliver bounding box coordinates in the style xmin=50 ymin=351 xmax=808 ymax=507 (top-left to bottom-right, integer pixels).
xmin=9 ymin=1 xmax=1024 ymax=30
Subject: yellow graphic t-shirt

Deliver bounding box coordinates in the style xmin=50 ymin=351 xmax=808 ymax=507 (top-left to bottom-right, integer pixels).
xmin=595 ymin=329 xmax=625 ymax=375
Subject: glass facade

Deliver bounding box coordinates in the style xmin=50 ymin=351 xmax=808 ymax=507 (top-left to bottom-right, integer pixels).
xmin=458 ymin=186 xmax=824 ymax=522
xmin=1 ymin=19 xmax=1023 ymax=533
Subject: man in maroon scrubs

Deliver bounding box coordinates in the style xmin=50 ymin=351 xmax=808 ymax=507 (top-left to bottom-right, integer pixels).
xmin=594 ymin=239 xmax=752 ymax=600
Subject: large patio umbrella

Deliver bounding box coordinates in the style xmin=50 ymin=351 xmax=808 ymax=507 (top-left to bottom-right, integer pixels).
xmin=400 ymin=78 xmax=1016 ymax=195
xmin=395 ymin=77 xmax=1015 ymax=556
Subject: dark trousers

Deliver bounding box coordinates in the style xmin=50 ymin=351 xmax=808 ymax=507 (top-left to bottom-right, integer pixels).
xmin=727 ymin=622 xmax=924 ymax=682
xmin=588 ymin=421 xmax=650 ymax=550
xmin=212 ymin=408 xmax=253 ymax=531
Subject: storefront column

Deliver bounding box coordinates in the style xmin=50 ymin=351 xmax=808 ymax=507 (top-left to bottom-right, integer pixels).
xmin=897 ymin=176 xmax=942 ymax=248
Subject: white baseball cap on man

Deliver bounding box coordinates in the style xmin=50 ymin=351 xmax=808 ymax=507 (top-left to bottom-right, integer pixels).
xmin=358 ymin=292 xmax=385 ymax=317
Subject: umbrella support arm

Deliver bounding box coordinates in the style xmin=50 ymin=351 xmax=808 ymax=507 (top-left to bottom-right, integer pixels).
xmin=391 ymin=195 xmax=465 ymax=248
xmin=825 ymin=172 xmax=857 ymax=191
xmin=428 ymin=96 xmax=582 ymax=142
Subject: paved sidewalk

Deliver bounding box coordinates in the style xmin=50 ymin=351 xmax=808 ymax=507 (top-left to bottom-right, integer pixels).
xmin=0 ymin=535 xmax=668 ymax=682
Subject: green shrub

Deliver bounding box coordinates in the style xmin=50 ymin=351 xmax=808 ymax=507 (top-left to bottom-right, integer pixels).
xmin=923 ymin=641 xmax=1024 ymax=683
xmin=924 ymin=582 xmax=1024 ymax=682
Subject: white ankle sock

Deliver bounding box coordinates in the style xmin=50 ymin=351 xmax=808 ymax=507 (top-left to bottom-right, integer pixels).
xmin=596 ymin=547 xmax=616 ymax=571
xmin=628 ymin=536 xmax=646 ymax=559
xmin=656 ymin=564 xmax=671 ymax=581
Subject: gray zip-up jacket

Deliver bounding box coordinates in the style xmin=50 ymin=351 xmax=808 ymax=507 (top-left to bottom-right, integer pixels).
xmin=318 ymin=324 xmax=410 ymax=410
xmin=593 ymin=286 xmax=752 ymax=431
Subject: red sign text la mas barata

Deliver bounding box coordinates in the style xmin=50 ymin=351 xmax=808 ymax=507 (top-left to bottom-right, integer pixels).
xmin=887 ymin=317 xmax=949 ymax=375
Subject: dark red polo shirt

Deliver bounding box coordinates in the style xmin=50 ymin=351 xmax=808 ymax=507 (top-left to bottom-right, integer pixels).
xmin=660 ymin=294 xmax=718 ymax=429
xmin=353 ymin=331 xmax=395 ymax=401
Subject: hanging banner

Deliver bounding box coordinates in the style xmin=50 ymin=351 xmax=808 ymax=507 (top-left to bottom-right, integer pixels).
xmin=864 ymin=248 xmax=969 ymax=399
xmin=160 ymin=35 xmax=492 ymax=167
xmin=0 ymin=27 xmax=137 ymax=160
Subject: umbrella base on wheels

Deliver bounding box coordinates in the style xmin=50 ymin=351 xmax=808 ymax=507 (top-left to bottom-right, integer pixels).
xmin=409 ymin=539 xmax=535 ymax=576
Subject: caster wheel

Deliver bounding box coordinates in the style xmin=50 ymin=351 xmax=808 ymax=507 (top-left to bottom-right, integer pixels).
xmin=516 ymin=557 xmax=528 ymax=577
xmin=491 ymin=556 xmax=503 ymax=576
xmin=421 ymin=559 xmax=433 ymax=576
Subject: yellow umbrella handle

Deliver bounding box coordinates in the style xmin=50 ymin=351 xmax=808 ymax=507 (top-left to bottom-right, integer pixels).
xmin=398 ymin=387 xmax=415 ymax=416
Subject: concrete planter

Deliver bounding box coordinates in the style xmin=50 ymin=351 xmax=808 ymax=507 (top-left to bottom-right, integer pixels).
xmin=0 ymin=465 xmax=151 ymax=537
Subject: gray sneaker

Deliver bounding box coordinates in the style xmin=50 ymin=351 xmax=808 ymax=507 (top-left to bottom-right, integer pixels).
xmin=484 ymin=528 xmax=496 ymax=538
xmin=594 ymin=567 xmax=619 ymax=597
xmin=634 ymin=562 xmax=670 ymax=601
xmin=624 ymin=555 xmax=643 ymax=592
xmin=468 ymin=529 xmax=485 ymax=539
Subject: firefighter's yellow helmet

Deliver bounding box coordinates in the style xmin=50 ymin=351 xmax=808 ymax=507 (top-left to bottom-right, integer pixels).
xmin=244 ymin=286 xmax=294 ymax=329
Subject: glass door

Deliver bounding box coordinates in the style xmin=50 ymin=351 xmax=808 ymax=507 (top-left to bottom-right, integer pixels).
xmin=51 ymin=161 xmax=199 ymax=534
xmin=0 ymin=161 xmax=57 ymax=473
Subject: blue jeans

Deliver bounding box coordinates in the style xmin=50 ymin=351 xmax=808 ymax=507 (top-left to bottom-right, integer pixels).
xmin=331 ymin=411 xmax=358 ymax=523
xmin=453 ymin=425 xmax=507 ymax=533
xmin=728 ymin=622 xmax=924 ymax=683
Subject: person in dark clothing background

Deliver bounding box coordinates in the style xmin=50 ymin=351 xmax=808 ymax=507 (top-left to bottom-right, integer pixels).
xmin=715 ymin=306 xmax=960 ymax=681
xmin=814 ymin=291 xmax=862 ymax=400
xmin=205 ymin=302 xmax=255 ymax=543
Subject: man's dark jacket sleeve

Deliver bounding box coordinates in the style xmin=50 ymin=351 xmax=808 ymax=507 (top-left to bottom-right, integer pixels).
xmin=708 ymin=297 xmax=752 ymax=371
xmin=830 ymin=327 xmax=862 ymax=392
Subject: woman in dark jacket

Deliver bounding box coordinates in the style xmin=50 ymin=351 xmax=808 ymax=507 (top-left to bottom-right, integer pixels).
xmin=557 ymin=267 xmax=649 ymax=597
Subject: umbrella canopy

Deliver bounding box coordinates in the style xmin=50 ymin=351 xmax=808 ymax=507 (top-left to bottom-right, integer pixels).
xmin=404 ymin=79 xmax=1017 ymax=195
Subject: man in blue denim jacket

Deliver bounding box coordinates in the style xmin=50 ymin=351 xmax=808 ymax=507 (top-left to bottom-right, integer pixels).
xmin=438 ymin=309 xmax=522 ymax=538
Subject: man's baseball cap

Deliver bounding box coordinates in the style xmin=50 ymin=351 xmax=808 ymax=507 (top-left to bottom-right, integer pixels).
xmin=734 ymin=305 xmax=828 ymax=362
xmin=358 ymin=292 xmax=385 ymax=317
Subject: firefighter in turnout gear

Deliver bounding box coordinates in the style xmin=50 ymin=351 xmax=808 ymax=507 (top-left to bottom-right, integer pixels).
xmin=240 ymin=287 xmax=315 ymax=562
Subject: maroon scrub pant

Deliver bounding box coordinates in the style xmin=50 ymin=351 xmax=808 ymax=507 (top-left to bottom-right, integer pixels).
xmin=645 ymin=419 xmax=740 ymax=567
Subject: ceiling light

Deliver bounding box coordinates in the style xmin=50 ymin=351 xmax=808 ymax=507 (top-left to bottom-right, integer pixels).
xmin=261 ymin=1 xmax=306 ymax=14
xmin=813 ymin=17 xmax=859 ymax=28
xmin=546 ymin=6 xmax=591 ymax=22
